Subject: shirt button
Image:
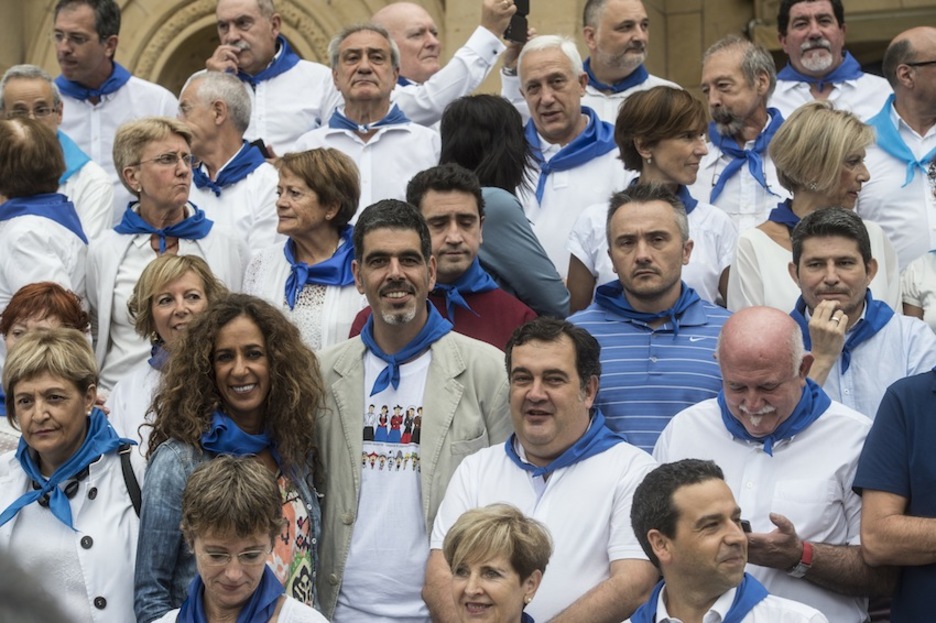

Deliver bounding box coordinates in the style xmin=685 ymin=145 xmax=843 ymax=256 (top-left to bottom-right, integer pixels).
xmin=80 ymin=536 xmax=94 ymax=549
xmin=93 ymin=596 xmax=107 ymax=609
xmin=341 ymin=512 xmax=354 ymax=525
xmin=87 ymin=487 xmax=98 ymax=500
xmin=746 ymin=482 xmax=753 ymax=489
xmin=650 ymin=356 xmax=658 ymax=363
xmin=328 ymin=573 xmax=339 ymax=586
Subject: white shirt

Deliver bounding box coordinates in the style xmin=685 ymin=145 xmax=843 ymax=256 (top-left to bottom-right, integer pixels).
xmin=293 ymin=119 xmax=440 ymax=218
xmin=652 ymin=584 xmax=828 ymax=623
xmin=58 ymin=74 xmax=178 ymax=222
xmin=431 ymin=439 xmax=656 ymax=623
xmin=189 ymin=158 xmax=283 ymax=253
xmin=568 ymin=198 xmax=737 ymax=304
xmin=105 ymin=358 xmax=161 ymax=459
xmin=769 ymin=71 xmax=891 ymax=122
xmin=856 ymin=103 xmax=936 ymax=271
xmin=520 ymin=132 xmax=635 ymax=278
xmin=726 ymin=221 xmax=901 ymax=312
xmin=60 ymin=157 xmax=114 ymax=240
xmin=654 ymin=398 xmax=870 ymax=622
xmin=901 ymin=251 xmax=936 ymax=332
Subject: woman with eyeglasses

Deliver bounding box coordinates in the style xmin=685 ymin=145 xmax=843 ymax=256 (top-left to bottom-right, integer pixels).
xmin=153 ymin=455 xmax=326 ymax=623
xmin=86 ymin=117 xmax=247 ymax=394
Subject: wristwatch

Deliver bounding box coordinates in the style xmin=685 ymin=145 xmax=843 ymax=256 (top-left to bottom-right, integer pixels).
xmin=788 ymin=541 xmax=813 ymax=578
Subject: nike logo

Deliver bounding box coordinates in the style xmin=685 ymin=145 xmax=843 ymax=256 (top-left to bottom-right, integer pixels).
xmin=688 ymin=336 xmax=707 ymax=342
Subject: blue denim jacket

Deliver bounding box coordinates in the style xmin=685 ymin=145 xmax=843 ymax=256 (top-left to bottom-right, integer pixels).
xmin=133 ymin=440 xmax=322 ymax=623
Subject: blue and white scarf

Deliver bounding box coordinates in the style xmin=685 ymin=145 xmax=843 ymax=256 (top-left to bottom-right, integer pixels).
xmin=55 ymin=62 xmax=131 ymax=101
xmin=867 ymin=95 xmax=936 ymax=187
xmin=709 ymin=109 xmax=784 ymax=203
xmin=192 ymin=141 xmax=266 ymax=197
xmin=114 ymin=203 xmax=213 ymax=254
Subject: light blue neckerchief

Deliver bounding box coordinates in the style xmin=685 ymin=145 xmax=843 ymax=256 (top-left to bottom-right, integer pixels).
xmin=867 ymin=94 xmax=936 ymax=187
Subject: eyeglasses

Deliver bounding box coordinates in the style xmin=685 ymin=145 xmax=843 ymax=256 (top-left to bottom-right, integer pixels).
xmin=905 ymin=59 xmax=936 ymax=68
xmin=197 ymin=546 xmax=271 ymax=568
xmin=132 ymin=152 xmax=194 ymax=168
xmin=51 ymin=31 xmax=97 ymax=47
xmin=5 ymin=106 xmax=57 ymax=120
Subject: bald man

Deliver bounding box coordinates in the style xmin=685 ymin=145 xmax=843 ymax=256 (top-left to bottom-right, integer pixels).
xmin=655 ymin=307 xmax=896 ymax=622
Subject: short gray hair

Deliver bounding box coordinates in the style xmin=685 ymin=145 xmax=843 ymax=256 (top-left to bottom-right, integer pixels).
xmin=703 ymin=35 xmax=777 ymax=99
xmin=327 ymin=23 xmax=400 ymax=70
xmin=518 ymin=35 xmax=584 ymax=81
xmin=0 ymin=64 xmax=62 ymax=110
xmin=182 ymin=70 xmax=252 ymax=134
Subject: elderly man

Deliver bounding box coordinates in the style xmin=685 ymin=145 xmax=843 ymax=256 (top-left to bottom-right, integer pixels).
xmin=770 ymin=0 xmax=890 ymax=121
xmin=351 ymin=164 xmax=536 ymax=348
xmin=629 ymin=459 xmax=827 ymax=622
xmin=294 ymin=24 xmax=439 ymax=215
xmin=517 ymin=35 xmax=632 ymax=277
xmin=691 ymin=35 xmax=790 ymax=231
xmin=570 ymin=185 xmax=731 ymax=453
xmin=655 ymin=306 xmax=897 ymax=621
xmin=52 ymin=0 xmax=177 ymax=221
xmin=788 ymin=207 xmax=936 ymax=418
xmin=373 ymin=0 xmax=515 ymax=126
xmin=424 ymin=317 xmax=658 ymax=622
xmin=178 ymin=70 xmax=280 ymax=252
xmin=1 ymin=64 xmax=112 ymax=239
xmin=206 ymin=0 xmax=336 ymax=155
xmin=856 ymin=26 xmax=936 ymax=271
xmin=316 ymin=200 xmax=510 ymax=621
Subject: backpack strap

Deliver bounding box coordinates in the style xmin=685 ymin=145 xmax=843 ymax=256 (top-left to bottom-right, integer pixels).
xmin=119 ymin=443 xmax=142 ymax=517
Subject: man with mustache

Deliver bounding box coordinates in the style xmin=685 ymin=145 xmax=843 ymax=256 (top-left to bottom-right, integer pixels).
xmin=786 ymin=207 xmax=936 ymax=419
xmin=770 ymin=0 xmax=891 ymax=121
xmin=690 ymin=36 xmax=790 ymax=232
xmin=315 ymin=200 xmax=510 ymax=621
xmin=294 ymin=24 xmax=439 ymax=216
xmin=568 ymin=184 xmax=730 ymax=453
xmin=655 ymin=305 xmax=897 ymax=622
xmin=629 ymin=459 xmax=827 ymax=622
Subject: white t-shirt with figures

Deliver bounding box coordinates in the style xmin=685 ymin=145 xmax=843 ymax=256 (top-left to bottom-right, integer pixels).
xmin=333 ymin=350 xmax=432 ymax=623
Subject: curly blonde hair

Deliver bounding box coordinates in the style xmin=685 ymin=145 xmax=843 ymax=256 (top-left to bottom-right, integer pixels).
xmin=146 ymin=294 xmax=324 ymax=480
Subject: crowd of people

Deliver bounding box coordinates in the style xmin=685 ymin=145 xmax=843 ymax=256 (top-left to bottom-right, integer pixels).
xmin=1 ymin=0 xmax=936 ymax=621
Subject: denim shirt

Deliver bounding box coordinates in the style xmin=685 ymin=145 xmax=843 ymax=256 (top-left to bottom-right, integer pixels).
xmin=133 ymin=439 xmax=322 ymax=623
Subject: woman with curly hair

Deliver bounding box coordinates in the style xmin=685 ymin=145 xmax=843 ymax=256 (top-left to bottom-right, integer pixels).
xmin=134 ymin=293 xmax=325 ymax=623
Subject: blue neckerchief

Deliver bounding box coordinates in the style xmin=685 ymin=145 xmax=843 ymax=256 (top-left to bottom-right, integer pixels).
xmin=709 ymin=109 xmax=784 ymax=203
xmin=868 ymin=94 xmax=936 ymax=187
xmin=113 ymin=203 xmax=214 ymax=253
xmin=283 ymin=226 xmax=356 ymax=310
xmin=583 ymin=57 xmax=649 ymax=94
xmin=0 ymin=390 xmax=5 ymax=418
xmin=791 ymin=290 xmax=894 ymax=374
xmin=397 ymin=76 xmax=415 ymax=87
xmin=200 ymin=411 xmax=273 ymax=456
xmin=431 ymin=258 xmax=499 ymax=319
xmin=192 ymin=141 xmax=266 ymax=197
xmin=776 ymin=50 xmax=864 ymax=91
xmin=176 ymin=564 xmax=283 ymax=623
xmin=525 ymin=107 xmax=617 ymax=204
xmin=0 ymin=193 xmax=88 ymax=244
xmin=628 ymin=178 xmax=698 ymax=214
xmin=0 ymin=409 xmax=134 ymax=530
xmin=359 ymin=302 xmax=453 ymax=396
xmin=237 ymin=35 xmax=300 ymax=87
xmin=630 ymin=573 xmax=768 ymax=623
xmin=594 ymin=280 xmax=701 ymax=337
xmin=148 ymin=342 xmax=170 ymax=371
xmin=717 ymin=378 xmax=830 ymax=456
xmin=57 ymin=130 xmax=91 ymax=184
xmin=521 ymin=612 xmax=534 ymax=623
xmin=327 ymin=104 xmax=411 ymax=134
xmin=767 ymin=198 xmax=800 ymax=230
xmin=505 ymin=409 xmax=626 ymax=478
xmin=55 ymin=62 xmax=131 ymax=101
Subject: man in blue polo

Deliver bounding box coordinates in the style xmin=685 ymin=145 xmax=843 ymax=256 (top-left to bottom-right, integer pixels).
xmin=570 ymin=184 xmax=730 ymax=452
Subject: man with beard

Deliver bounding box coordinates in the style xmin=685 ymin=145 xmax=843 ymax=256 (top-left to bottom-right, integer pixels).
xmin=690 ymin=36 xmax=790 ymax=232
xmin=770 ymin=0 xmax=890 ymax=121
xmin=654 ymin=306 xmax=897 ymax=622
xmin=569 ymin=184 xmax=730 ymax=453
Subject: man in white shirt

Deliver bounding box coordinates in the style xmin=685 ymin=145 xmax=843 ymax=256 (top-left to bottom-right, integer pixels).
xmin=294 ymin=25 xmax=439 ymax=216
xmin=856 ymin=26 xmax=936 ymax=270
xmin=691 ymin=35 xmax=789 ymax=231
xmin=787 ymin=207 xmax=936 ymax=418
xmin=372 ymin=0 xmax=515 ymax=127
xmin=629 ymin=459 xmax=827 ymax=623
xmin=0 ymin=64 xmax=113 ymax=240
xmin=315 ymin=200 xmax=510 ymax=621
xmin=654 ymin=306 xmax=897 ymax=621
xmin=769 ymin=0 xmax=890 ymax=121
xmin=178 ymin=70 xmax=280 ymax=252
xmin=424 ymin=317 xmax=659 ymax=623
xmin=206 ymin=0 xmax=337 ymax=156
xmin=516 ymin=35 xmax=632 ymax=277
xmin=52 ymin=0 xmax=177 ymax=221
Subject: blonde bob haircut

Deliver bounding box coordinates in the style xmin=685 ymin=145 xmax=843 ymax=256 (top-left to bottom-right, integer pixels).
xmin=127 ymin=254 xmax=228 ymax=343
xmin=180 ymin=455 xmax=286 ymax=545
xmin=769 ymin=100 xmax=874 ymax=195
xmin=3 ymin=328 xmax=97 ymax=427
xmin=443 ymin=504 xmax=553 ymax=582
xmin=113 ymin=116 xmax=193 ymax=195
